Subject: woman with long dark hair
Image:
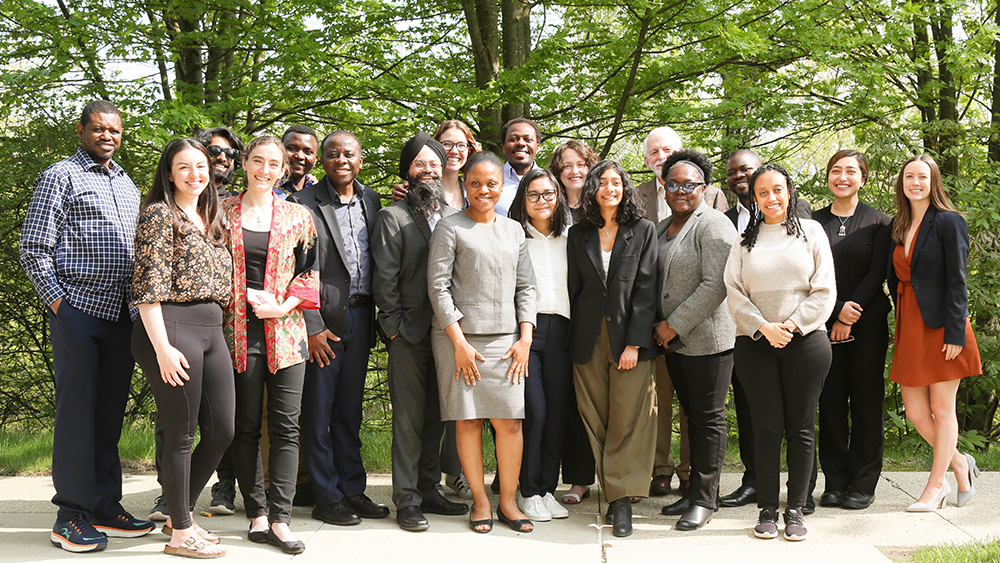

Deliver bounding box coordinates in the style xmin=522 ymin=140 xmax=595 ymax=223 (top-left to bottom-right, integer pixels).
xmin=724 ymin=163 xmax=835 ymax=541
xmin=888 ymin=154 xmax=981 ymax=512
xmin=131 ymin=139 xmax=233 ymax=558
xmin=566 ymin=160 xmax=658 ymax=537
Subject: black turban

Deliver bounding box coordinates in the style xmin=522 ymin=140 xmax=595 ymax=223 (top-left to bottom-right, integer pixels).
xmin=399 ymin=132 xmax=447 ymax=180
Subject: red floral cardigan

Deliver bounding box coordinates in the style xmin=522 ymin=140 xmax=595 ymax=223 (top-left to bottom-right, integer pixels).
xmin=222 ymin=194 xmax=320 ymax=373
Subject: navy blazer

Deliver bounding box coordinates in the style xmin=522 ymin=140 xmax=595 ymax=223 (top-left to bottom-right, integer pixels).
xmin=887 ymin=206 xmax=970 ymax=346
xmin=566 ymin=218 xmax=658 ymax=365
xmin=289 ymin=177 xmax=382 ymax=348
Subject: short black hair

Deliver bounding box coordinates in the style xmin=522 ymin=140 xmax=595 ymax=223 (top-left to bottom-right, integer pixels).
xmin=500 ymin=118 xmax=541 ymax=144
xmin=195 ymin=126 xmax=245 ymax=152
xmin=464 ymin=150 xmax=504 ymax=176
xmin=320 ymin=130 xmax=361 ymax=154
xmin=80 ymin=100 xmax=122 ymax=127
xmin=660 ymin=149 xmax=713 ymax=186
xmin=283 ymin=124 xmax=318 ymax=143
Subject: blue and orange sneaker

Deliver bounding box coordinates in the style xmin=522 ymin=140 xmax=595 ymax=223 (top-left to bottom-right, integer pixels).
xmin=92 ymin=510 xmax=156 ymax=538
xmin=51 ymin=516 xmax=108 ymax=552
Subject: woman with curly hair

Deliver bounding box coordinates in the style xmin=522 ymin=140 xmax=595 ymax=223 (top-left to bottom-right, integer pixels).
xmin=566 ymin=160 xmax=658 ymax=537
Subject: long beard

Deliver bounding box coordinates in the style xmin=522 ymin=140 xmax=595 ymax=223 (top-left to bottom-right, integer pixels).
xmin=406 ymin=174 xmax=444 ymax=217
xmin=214 ymin=168 xmax=235 ymax=186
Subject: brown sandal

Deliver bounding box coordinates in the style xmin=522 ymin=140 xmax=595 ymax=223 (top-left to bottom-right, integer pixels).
xmin=161 ymin=525 xmax=220 ymax=544
xmin=163 ymin=536 xmax=226 ymax=559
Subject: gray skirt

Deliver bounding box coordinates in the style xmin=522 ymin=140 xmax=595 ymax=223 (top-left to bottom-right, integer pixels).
xmin=431 ymin=328 xmax=525 ymax=421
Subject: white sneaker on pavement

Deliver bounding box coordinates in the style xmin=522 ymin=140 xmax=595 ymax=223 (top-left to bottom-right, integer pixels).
xmin=446 ymin=473 xmax=474 ymax=500
xmin=517 ymin=493 xmax=552 ymax=522
xmin=541 ymin=492 xmax=569 ymax=519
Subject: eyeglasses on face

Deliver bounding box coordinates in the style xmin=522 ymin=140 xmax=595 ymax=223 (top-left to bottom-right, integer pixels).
xmin=412 ymin=159 xmax=442 ymax=171
xmin=207 ymin=145 xmax=240 ymax=160
xmin=441 ymin=141 xmax=468 ymax=151
xmin=525 ymin=190 xmax=557 ymax=203
xmin=664 ymin=182 xmax=704 ymax=194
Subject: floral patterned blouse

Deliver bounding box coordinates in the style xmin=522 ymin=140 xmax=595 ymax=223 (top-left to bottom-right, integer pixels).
xmin=132 ymin=202 xmax=232 ymax=307
xmin=222 ymin=193 xmax=320 ymax=373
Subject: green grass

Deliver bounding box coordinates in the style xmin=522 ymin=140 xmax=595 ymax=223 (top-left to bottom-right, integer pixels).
xmin=904 ymin=539 xmax=1000 ymax=563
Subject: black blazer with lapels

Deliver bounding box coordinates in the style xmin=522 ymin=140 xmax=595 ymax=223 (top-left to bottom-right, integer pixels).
xmin=566 ymin=218 xmax=658 ymax=365
xmin=887 ymin=206 xmax=970 ymax=346
xmin=289 ymin=177 xmax=382 ymax=348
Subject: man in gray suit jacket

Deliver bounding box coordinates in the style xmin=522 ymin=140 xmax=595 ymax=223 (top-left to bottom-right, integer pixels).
xmin=373 ymin=134 xmax=470 ymax=531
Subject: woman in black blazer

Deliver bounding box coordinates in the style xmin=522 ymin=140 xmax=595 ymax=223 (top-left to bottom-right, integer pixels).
xmin=567 ymin=160 xmax=657 ymax=538
xmin=887 ymin=155 xmax=981 ymax=512
xmin=812 ymin=150 xmax=892 ymax=511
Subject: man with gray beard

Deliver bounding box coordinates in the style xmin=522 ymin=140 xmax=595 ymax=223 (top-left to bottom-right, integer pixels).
xmin=372 ymin=133 xmax=469 ymax=531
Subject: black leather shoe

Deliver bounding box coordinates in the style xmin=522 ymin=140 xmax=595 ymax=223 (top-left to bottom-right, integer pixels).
xmin=347 ymin=494 xmax=390 ymax=519
xmin=396 ymin=506 xmax=429 ymax=532
xmin=803 ymin=495 xmax=816 ymax=515
xmin=719 ymin=485 xmax=757 ymax=508
xmin=420 ymin=494 xmax=470 ymax=516
xmin=266 ymin=528 xmax=305 ymax=554
xmin=649 ymin=475 xmax=672 ymax=496
xmin=675 ymin=505 xmax=713 ymax=531
xmin=611 ymin=498 xmax=632 ymax=537
xmin=841 ymin=492 xmax=874 ymax=510
xmin=660 ymin=496 xmax=691 ymax=516
xmin=820 ymin=490 xmax=844 ymax=507
xmin=312 ymin=500 xmax=361 ymax=526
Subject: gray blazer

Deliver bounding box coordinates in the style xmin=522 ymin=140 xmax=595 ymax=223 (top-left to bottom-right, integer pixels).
xmin=656 ymin=203 xmax=737 ymax=356
xmin=372 ymin=200 xmax=459 ymax=344
xmin=427 ymin=212 xmax=536 ymax=335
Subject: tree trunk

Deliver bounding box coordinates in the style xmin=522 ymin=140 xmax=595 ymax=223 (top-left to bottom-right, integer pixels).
xmin=931 ymin=4 xmax=957 ymax=177
xmin=911 ymin=4 xmax=936 ymax=150
xmin=500 ymin=0 xmax=531 ymax=127
xmin=460 ymin=0 xmax=502 ymax=151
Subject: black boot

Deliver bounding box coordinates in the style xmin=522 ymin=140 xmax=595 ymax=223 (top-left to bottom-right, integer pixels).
xmin=611 ymin=498 xmax=632 ymax=537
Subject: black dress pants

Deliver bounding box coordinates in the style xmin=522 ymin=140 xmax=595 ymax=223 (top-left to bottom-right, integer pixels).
xmin=731 ymin=368 xmax=756 ymax=488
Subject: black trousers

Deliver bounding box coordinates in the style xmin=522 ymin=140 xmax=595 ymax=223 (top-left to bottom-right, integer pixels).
xmin=731 ymin=367 xmax=756 ymax=488
xmin=818 ymin=317 xmax=889 ymax=496
xmin=231 ymin=322 xmax=305 ymax=524
xmin=133 ymin=302 xmax=235 ymax=530
xmin=520 ymin=314 xmax=573 ymax=497
xmin=666 ymin=350 xmax=733 ymax=509
xmin=735 ymin=331 xmax=831 ymax=510
xmin=48 ymin=301 xmax=134 ymax=522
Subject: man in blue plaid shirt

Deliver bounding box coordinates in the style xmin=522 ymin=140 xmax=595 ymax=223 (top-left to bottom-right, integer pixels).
xmin=19 ymin=100 xmax=155 ymax=552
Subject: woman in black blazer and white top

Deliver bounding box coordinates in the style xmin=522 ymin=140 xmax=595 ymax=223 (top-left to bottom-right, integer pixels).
xmin=567 ymin=160 xmax=657 ymax=538
xmin=812 ymin=150 xmax=892 ymax=511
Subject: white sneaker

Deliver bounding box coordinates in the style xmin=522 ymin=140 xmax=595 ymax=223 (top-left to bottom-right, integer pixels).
xmin=446 ymin=473 xmax=474 ymax=500
xmin=541 ymin=492 xmax=569 ymax=519
xmin=517 ymin=493 xmax=552 ymax=521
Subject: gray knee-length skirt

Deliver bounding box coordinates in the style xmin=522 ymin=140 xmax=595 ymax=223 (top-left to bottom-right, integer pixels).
xmin=431 ymin=328 xmax=525 ymax=421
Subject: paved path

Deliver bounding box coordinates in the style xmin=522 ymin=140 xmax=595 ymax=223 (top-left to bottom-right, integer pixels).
xmin=0 ymin=472 xmax=995 ymax=562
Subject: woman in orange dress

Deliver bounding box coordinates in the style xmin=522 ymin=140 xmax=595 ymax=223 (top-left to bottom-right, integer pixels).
xmin=888 ymin=155 xmax=981 ymax=512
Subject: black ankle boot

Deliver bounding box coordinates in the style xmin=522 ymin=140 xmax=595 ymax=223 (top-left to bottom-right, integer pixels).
xmin=611 ymin=498 xmax=632 ymax=537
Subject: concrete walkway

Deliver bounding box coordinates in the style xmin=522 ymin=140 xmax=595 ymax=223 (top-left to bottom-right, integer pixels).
xmin=0 ymin=472 xmax=995 ymax=562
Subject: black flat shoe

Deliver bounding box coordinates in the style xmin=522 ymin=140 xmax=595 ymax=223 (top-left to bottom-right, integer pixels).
xmin=820 ymin=490 xmax=844 ymax=507
xmin=803 ymin=495 xmax=816 ymax=515
xmin=347 ymin=494 xmax=390 ymax=519
xmin=660 ymin=495 xmax=691 ymax=516
xmin=396 ymin=506 xmax=429 ymax=532
xmin=247 ymin=525 xmax=268 ymax=544
xmin=719 ymin=485 xmax=757 ymax=508
xmin=610 ymin=498 xmax=632 ymax=538
xmin=675 ymin=505 xmax=713 ymax=531
xmin=496 ymin=505 xmax=532 ymax=533
xmin=841 ymin=492 xmax=874 ymax=510
xmin=420 ymin=494 xmax=470 ymax=516
xmin=266 ymin=528 xmax=305 ymax=554
xmin=312 ymin=500 xmax=361 ymax=526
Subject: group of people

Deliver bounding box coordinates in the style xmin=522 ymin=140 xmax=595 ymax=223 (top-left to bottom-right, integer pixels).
xmin=20 ymin=100 xmax=982 ymax=557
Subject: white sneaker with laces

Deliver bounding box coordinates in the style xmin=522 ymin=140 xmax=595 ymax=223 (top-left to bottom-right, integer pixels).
xmin=446 ymin=473 xmax=474 ymax=500
xmin=541 ymin=492 xmax=569 ymax=519
xmin=517 ymin=493 xmax=552 ymax=521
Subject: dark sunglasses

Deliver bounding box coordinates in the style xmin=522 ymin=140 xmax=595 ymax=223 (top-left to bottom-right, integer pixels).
xmin=664 ymin=182 xmax=705 ymax=194
xmin=207 ymin=145 xmax=240 ymax=160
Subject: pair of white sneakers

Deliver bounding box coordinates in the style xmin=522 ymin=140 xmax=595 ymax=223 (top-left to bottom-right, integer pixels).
xmin=517 ymin=492 xmax=570 ymax=521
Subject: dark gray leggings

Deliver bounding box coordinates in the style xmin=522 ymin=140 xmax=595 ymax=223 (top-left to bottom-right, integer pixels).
xmin=132 ymin=302 xmax=235 ymax=530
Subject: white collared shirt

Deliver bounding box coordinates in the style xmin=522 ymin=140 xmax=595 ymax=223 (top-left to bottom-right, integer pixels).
xmin=525 ymin=223 xmax=571 ymax=319
xmin=736 ymin=200 xmax=751 ymax=233
xmin=655 ymin=178 xmax=672 ymax=223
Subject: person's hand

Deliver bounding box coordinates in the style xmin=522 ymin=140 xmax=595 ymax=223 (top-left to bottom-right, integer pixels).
xmin=943 ymin=343 xmax=963 ymax=361
xmin=653 ymin=321 xmax=677 ymax=347
xmin=838 ymin=301 xmax=863 ymax=325
xmin=455 ymin=340 xmax=484 ymax=385
xmin=830 ymin=320 xmax=853 ymax=342
xmin=156 ymin=344 xmax=190 ymax=386
xmin=308 ymin=330 xmax=340 ymax=366
xmin=502 ymin=338 xmax=531 ymax=384
xmin=50 ymin=297 xmax=62 ymax=314
xmin=760 ymin=322 xmax=793 ymax=348
xmin=391 ymin=181 xmax=409 ymax=202
xmin=249 ymin=291 xmax=286 ymax=319
xmin=617 ymin=345 xmax=639 ymax=370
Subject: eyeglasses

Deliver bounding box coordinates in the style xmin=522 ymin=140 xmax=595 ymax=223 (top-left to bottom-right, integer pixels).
xmin=664 ymin=182 xmax=705 ymax=194
xmin=441 ymin=141 xmax=468 ymax=151
xmin=525 ymin=191 xmax=557 ymax=203
xmin=412 ymin=159 xmax=442 ymax=171
xmin=207 ymin=145 xmax=240 ymax=160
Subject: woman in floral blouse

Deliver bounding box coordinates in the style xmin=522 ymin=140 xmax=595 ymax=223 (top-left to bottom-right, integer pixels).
xmin=132 ymin=138 xmax=233 ymax=558
xmin=221 ymin=135 xmax=319 ymax=554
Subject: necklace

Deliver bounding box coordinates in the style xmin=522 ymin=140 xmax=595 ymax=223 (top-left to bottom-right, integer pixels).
xmin=244 ymin=203 xmax=272 ymax=229
xmin=837 ymin=214 xmax=852 ymax=237
xmin=602 ymin=229 xmax=611 ymax=238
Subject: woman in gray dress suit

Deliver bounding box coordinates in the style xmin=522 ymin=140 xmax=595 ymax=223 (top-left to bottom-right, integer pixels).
xmin=427 ymin=151 xmax=537 ymax=534
xmin=652 ymin=151 xmax=737 ymax=531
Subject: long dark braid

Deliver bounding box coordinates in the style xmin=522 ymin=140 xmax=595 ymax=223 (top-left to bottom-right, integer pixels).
xmin=740 ymin=163 xmax=807 ymax=251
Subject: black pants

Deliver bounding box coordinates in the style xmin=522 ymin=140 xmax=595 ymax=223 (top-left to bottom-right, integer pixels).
xmin=818 ymin=317 xmax=889 ymax=496
xmin=520 ymin=314 xmax=573 ymax=497
xmin=666 ymin=351 xmax=733 ymax=509
xmin=133 ymin=302 xmax=235 ymax=530
xmin=48 ymin=301 xmax=134 ymax=522
xmin=231 ymin=322 xmax=305 ymax=524
xmin=731 ymin=367 xmax=756 ymax=488
xmin=735 ymin=331 xmax=831 ymax=510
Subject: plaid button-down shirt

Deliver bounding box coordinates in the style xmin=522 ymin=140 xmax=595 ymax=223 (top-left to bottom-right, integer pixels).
xmin=20 ymin=147 xmax=140 ymax=321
